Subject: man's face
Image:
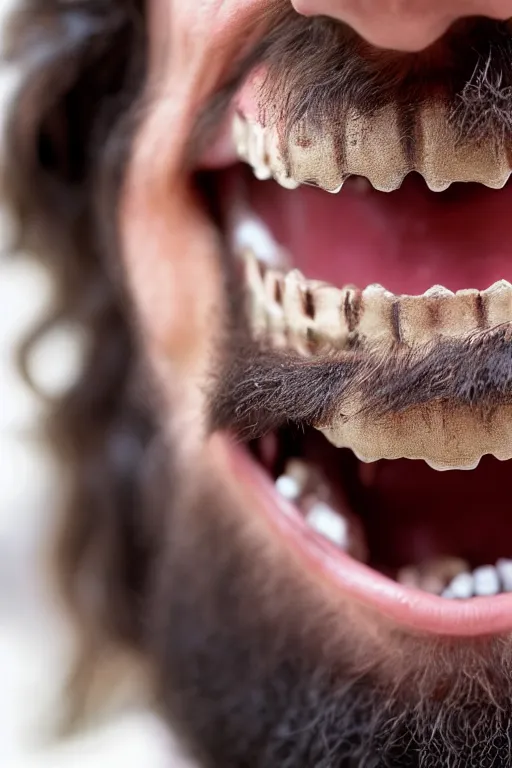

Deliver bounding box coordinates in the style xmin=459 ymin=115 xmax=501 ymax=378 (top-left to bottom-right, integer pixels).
xmin=121 ymin=1 xmax=512 ymax=764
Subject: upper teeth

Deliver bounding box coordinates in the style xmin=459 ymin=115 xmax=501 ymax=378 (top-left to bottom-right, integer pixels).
xmin=241 ymin=252 xmax=512 ymax=469
xmin=234 ymin=102 xmax=512 ymax=192
xmin=243 ymin=253 xmax=512 ymax=354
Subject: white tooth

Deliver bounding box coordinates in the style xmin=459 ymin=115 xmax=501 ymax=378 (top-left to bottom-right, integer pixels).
xmin=230 ymin=208 xmax=288 ymax=269
xmin=442 ymin=587 xmax=455 ymax=599
xmin=496 ymin=559 xmax=512 ymax=592
xmin=306 ymin=501 xmax=349 ymax=549
xmin=443 ymin=571 xmax=474 ymax=599
xmin=275 ymin=474 xmax=301 ymax=501
xmin=473 ymin=565 xmax=500 ymax=597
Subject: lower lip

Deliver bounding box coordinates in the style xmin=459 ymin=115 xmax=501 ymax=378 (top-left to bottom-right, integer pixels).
xmin=218 ymin=434 xmax=512 ymax=637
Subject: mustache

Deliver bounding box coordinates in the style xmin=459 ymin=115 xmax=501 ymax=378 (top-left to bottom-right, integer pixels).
xmin=257 ymin=14 xmax=512 ymax=144
xmin=188 ymin=12 xmax=512 ymax=167
xmin=211 ymin=327 xmax=512 ymax=439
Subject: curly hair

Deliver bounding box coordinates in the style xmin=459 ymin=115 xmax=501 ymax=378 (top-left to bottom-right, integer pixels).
xmin=2 ymin=0 xmax=154 ymax=728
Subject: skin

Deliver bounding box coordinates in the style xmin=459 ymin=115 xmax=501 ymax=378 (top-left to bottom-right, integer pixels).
xmin=116 ymin=1 xmax=512 ymax=765
xmin=292 ymin=0 xmax=512 ymax=49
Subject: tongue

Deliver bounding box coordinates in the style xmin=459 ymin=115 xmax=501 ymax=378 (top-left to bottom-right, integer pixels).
xmin=248 ymin=172 xmax=512 ymax=294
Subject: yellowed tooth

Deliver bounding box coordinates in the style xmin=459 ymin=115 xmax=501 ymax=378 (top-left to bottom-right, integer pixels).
xmin=356 ymin=284 xmax=396 ymax=344
xmin=241 ymin=250 xmax=268 ymax=337
xmin=280 ymin=269 xmax=318 ymax=355
xmin=248 ymin=271 xmax=512 ymax=354
xmin=242 ymin=251 xmax=288 ymax=347
xmin=343 ymin=105 xmax=409 ymax=192
xmin=398 ymin=557 xmax=470 ymax=595
xmin=287 ymin=123 xmax=343 ymax=192
xmin=422 ymin=285 xmax=455 ymax=298
xmin=398 ymin=286 xmax=481 ymax=346
xmin=353 ymin=450 xmax=377 ymax=464
xmin=262 ymin=268 xmax=287 ymax=347
xmin=482 ymin=280 xmax=512 ymax=327
xmin=319 ymin=398 xmax=512 ymax=468
xmin=418 ymin=101 xmax=511 ymax=191
xmin=246 ymin=265 xmax=512 ymax=467
xmin=233 ymin=112 xmax=249 ymax=160
xmin=265 ymin=127 xmax=300 ymax=190
xmin=424 ymin=458 xmax=480 ymax=471
xmin=310 ymin=284 xmax=350 ymax=349
xmin=234 ymin=100 xmax=512 ymax=191
xmin=246 ymin=121 xmax=272 ymax=181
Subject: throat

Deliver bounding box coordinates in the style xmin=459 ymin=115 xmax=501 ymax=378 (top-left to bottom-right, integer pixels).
xmin=245 ymin=171 xmax=512 ymax=295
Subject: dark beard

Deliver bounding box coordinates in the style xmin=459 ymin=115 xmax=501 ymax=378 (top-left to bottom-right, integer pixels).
xmin=151 ymin=466 xmax=512 ymax=768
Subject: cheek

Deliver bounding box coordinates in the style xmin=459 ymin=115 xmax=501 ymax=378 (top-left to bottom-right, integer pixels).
xmin=120 ymin=168 xmax=227 ymax=450
xmin=119 ymin=0 xmax=275 ymax=416
xmin=116 ymin=0 xmax=279 ymax=469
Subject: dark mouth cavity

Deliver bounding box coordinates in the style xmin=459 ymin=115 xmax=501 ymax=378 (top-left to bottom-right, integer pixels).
xmin=251 ymin=426 xmax=512 ymax=599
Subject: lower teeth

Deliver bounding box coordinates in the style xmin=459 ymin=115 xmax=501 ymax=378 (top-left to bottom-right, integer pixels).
xmin=442 ymin=560 xmax=512 ymax=599
xmin=274 ymin=457 xmax=512 ymax=599
xmin=275 ymin=459 xmax=368 ymax=562
xmin=397 ymin=557 xmax=470 ymax=596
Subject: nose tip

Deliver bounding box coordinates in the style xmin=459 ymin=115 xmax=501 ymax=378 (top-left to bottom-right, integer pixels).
xmin=291 ymin=0 xmax=512 ymax=51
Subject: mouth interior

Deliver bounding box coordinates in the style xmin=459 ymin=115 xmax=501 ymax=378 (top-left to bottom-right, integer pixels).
xmin=214 ymin=162 xmax=512 ymax=598
xmin=254 ymin=426 xmax=512 ymax=595
xmin=246 ymin=170 xmax=512 ymax=295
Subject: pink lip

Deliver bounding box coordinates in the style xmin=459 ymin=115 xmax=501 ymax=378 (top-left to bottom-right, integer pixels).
xmin=197 ymin=67 xmax=265 ymax=171
xmin=216 ymin=434 xmax=512 ymax=637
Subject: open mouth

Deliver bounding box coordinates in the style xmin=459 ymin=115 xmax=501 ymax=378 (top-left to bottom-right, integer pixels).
xmin=197 ymin=18 xmax=512 ymax=637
